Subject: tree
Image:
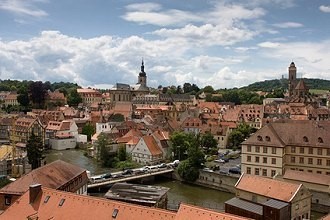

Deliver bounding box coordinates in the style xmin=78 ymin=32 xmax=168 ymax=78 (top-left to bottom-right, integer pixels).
xmin=28 ymin=81 xmax=47 ymax=109
xmin=200 ymin=132 xmax=218 ymax=154
xmin=82 ymin=123 xmax=95 ymax=141
xmin=177 ymin=160 xmax=200 ymax=182
xmin=203 ymin=85 xmax=214 ymax=94
xmin=26 ymin=133 xmax=43 ymax=170
xmin=183 ymin=83 xmax=192 ymax=93
xmin=228 ymin=123 xmax=257 ymax=148
xmin=110 ymin=113 xmax=125 ymax=122
xmin=117 ymin=145 xmax=127 ymax=161
xmin=67 ymin=89 xmax=82 ymax=107
xmin=96 ymin=133 xmax=113 ymax=167
xmin=17 ymin=92 xmax=30 ymax=108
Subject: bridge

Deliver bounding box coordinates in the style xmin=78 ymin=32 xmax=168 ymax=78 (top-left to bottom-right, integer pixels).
xmin=87 ymin=168 xmax=174 ymax=189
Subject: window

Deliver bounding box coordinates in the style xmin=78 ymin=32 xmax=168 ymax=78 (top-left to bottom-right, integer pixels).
xmin=271 ymin=170 xmax=276 ymax=177
xmin=327 ymin=160 xmax=330 ymax=166
xmin=255 ymin=168 xmax=259 ymax=175
xmin=303 ymin=136 xmax=308 ymax=142
xmin=263 ymin=147 xmax=268 ymax=153
xmin=263 ymin=157 xmax=267 ymax=163
xmin=247 ymin=146 xmax=251 ymax=152
xmin=4 ymin=196 xmax=11 ymax=206
xmin=318 ymin=137 xmax=323 ymax=143
xmin=257 ymin=135 xmax=263 ymax=141
xmin=44 ymin=196 xmax=50 ymax=203
xmin=272 ymin=147 xmax=276 ymax=154
xmin=247 ymin=167 xmax=251 ymax=174
xmin=265 ymin=136 xmax=271 ymax=141
xmin=255 ymin=146 xmax=260 ymax=153
xmin=299 ymin=157 xmax=304 ymax=164
xmin=308 ymin=158 xmax=313 ymax=165
xmin=300 ymin=147 xmax=304 ymax=154
xmin=317 ymin=171 xmax=322 ymax=174
xmin=291 ymin=147 xmax=296 ymax=153
xmin=262 ymin=169 xmax=267 ymax=176
xmin=317 ymin=159 xmax=322 ymax=165
xmin=112 ymin=209 xmax=119 ymax=218
xmin=308 ymin=170 xmax=312 ymax=173
xmin=255 ymin=156 xmax=260 ymax=163
xmin=317 ymin=148 xmax=322 ymax=155
xmin=247 ymin=156 xmax=251 ymax=162
xmin=308 ymin=148 xmax=313 ymax=154
xmin=291 ymin=156 xmax=295 ymax=163
xmin=272 ymin=158 xmax=276 ymax=165
xmin=327 ymin=149 xmax=330 ymax=156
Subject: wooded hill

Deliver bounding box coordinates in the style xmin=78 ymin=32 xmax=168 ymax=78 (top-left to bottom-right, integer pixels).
xmin=242 ymin=78 xmax=330 ymax=92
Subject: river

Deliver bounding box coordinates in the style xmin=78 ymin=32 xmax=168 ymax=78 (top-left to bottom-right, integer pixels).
xmin=44 ymin=149 xmax=326 ymax=219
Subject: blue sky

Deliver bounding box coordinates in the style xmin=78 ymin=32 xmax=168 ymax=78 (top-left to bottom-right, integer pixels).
xmin=0 ymin=0 xmax=330 ymax=89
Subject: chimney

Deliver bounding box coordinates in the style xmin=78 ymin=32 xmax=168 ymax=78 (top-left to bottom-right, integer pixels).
xmin=29 ymin=184 xmax=42 ymax=204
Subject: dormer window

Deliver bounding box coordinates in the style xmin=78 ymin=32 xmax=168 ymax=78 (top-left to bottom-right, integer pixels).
xmin=318 ymin=137 xmax=323 ymax=143
xmin=265 ymin=136 xmax=271 ymax=142
xmin=303 ymin=136 xmax=308 ymax=142
xmin=257 ymin=135 xmax=263 ymax=141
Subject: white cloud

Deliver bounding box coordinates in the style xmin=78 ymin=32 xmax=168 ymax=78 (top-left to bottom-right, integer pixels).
xmin=273 ymin=22 xmax=303 ymax=28
xmin=0 ymin=0 xmax=48 ymax=17
xmin=319 ymin=5 xmax=330 ymax=13
xmin=125 ymin=3 xmax=162 ymax=12
xmin=258 ymin=41 xmax=281 ymax=48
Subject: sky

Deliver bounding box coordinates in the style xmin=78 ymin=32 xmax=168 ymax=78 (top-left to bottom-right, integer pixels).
xmin=0 ymin=0 xmax=330 ymax=90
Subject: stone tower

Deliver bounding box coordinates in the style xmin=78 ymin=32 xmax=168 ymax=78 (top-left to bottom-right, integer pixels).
xmin=138 ymin=59 xmax=147 ymax=88
xmin=288 ymin=61 xmax=297 ymax=97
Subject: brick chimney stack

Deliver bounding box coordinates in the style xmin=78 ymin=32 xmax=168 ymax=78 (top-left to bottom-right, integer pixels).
xmin=29 ymin=184 xmax=42 ymax=204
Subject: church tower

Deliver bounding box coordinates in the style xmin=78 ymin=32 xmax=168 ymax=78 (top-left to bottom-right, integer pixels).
xmin=288 ymin=61 xmax=297 ymax=97
xmin=138 ymin=59 xmax=147 ymax=88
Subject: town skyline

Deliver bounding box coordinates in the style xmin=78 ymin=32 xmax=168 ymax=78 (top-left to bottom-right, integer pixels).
xmin=1 ymin=0 xmax=330 ymax=89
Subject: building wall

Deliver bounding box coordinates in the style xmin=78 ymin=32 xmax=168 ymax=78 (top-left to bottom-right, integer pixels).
xmin=284 ymin=145 xmax=330 ymax=175
xmin=241 ymin=144 xmax=285 ymax=177
xmin=131 ymin=139 xmax=162 ymax=165
xmin=50 ymin=138 xmax=76 ymax=150
xmin=196 ymin=170 xmax=239 ymax=193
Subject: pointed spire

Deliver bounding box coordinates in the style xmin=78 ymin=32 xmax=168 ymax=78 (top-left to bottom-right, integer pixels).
xmin=141 ymin=58 xmax=145 ymax=73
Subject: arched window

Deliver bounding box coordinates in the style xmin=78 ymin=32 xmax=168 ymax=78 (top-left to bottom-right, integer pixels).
xmin=303 ymin=136 xmax=308 ymax=142
xmin=257 ymin=135 xmax=263 ymax=141
xmin=265 ymin=136 xmax=271 ymax=142
xmin=318 ymin=137 xmax=323 ymax=143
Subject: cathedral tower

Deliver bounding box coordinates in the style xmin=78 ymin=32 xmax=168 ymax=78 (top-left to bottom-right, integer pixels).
xmin=288 ymin=62 xmax=297 ymax=97
xmin=138 ymin=59 xmax=147 ymax=88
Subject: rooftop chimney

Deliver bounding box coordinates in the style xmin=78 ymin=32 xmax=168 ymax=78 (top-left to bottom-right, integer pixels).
xmin=29 ymin=184 xmax=42 ymax=204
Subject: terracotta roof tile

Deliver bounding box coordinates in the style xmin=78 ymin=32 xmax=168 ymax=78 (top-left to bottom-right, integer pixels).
xmin=0 ymin=186 xmax=176 ymax=220
xmin=0 ymin=160 xmax=86 ymax=195
xmin=143 ymin=136 xmax=163 ymax=156
xmin=175 ymin=203 xmax=247 ymax=220
xmin=236 ymin=174 xmax=301 ymax=202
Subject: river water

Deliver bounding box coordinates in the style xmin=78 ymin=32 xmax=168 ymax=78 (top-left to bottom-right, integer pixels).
xmin=44 ymin=149 xmax=326 ymax=218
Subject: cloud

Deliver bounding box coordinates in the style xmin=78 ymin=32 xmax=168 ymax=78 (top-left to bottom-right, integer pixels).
xmin=319 ymin=5 xmax=330 ymax=13
xmin=0 ymin=0 xmax=48 ymax=17
xmin=125 ymin=3 xmax=162 ymax=12
xmin=258 ymin=41 xmax=281 ymax=48
xmin=273 ymin=22 xmax=303 ymax=28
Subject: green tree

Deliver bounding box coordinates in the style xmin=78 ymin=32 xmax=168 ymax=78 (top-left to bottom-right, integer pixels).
xmin=28 ymin=81 xmax=47 ymax=109
xmin=177 ymin=160 xmax=200 ymax=182
xmin=200 ymin=132 xmax=218 ymax=154
xmin=203 ymin=85 xmax=214 ymax=94
xmin=110 ymin=113 xmax=125 ymax=122
xmin=228 ymin=123 xmax=257 ymax=148
xmin=117 ymin=145 xmax=127 ymax=161
xmin=67 ymin=89 xmax=82 ymax=107
xmin=82 ymin=123 xmax=95 ymax=141
xmin=96 ymin=133 xmax=112 ymax=167
xmin=26 ymin=133 xmax=43 ymax=170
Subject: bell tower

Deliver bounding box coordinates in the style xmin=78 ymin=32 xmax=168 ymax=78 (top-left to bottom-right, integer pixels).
xmin=138 ymin=59 xmax=147 ymax=88
xmin=288 ymin=61 xmax=297 ymax=97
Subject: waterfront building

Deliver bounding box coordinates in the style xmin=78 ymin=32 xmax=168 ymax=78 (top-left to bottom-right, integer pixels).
xmin=225 ymin=174 xmax=312 ymax=220
xmin=45 ymin=120 xmax=78 ymax=150
xmin=131 ymin=136 xmax=163 ymax=165
xmin=0 ymin=160 xmax=88 ymax=211
xmin=0 ymin=184 xmax=248 ymax=220
xmin=10 ymin=116 xmax=45 ymax=147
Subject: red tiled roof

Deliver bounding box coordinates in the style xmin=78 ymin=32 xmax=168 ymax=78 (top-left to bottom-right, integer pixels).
xmin=236 ymin=174 xmax=301 ymax=202
xmin=283 ymin=170 xmax=330 ymax=186
xmin=0 ymin=186 xmax=176 ymax=220
xmin=143 ymin=136 xmax=163 ymax=156
xmin=0 ymin=160 xmax=86 ymax=195
xmin=175 ymin=203 xmax=247 ymax=220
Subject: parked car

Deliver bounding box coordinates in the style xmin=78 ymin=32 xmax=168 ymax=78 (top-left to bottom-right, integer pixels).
xmin=229 ymin=167 xmax=241 ymax=174
xmin=157 ymin=163 xmax=167 ymax=168
xmin=168 ymin=160 xmax=180 ymax=167
xmin=101 ymin=173 xmax=112 ymax=179
xmin=122 ymin=169 xmax=133 ymax=175
xmin=214 ymin=159 xmax=225 ymax=163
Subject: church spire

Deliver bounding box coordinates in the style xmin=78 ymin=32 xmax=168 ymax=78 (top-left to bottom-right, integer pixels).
xmin=141 ymin=58 xmax=144 ymax=73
